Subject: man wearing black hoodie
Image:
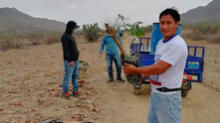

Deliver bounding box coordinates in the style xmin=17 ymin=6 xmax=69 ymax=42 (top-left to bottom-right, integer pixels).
xmin=61 ymin=21 xmax=80 ymax=98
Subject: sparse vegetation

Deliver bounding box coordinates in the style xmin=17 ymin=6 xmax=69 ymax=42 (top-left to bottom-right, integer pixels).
xmin=82 ymin=23 xmax=100 ymax=42
xmin=183 ymin=23 xmax=220 ymax=43
xmin=1 ymin=20 xmax=220 ymax=52
xmin=0 ymin=32 xmax=61 ymax=51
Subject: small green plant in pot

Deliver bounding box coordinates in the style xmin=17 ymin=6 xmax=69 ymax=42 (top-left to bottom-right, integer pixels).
xmin=123 ymin=21 xmax=145 ymax=38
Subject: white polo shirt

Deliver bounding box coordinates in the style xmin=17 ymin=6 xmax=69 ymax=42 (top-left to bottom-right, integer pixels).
xmin=151 ymin=34 xmax=188 ymax=93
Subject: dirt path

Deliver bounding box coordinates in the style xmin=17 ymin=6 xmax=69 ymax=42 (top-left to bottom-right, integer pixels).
xmin=0 ymin=37 xmax=220 ymax=123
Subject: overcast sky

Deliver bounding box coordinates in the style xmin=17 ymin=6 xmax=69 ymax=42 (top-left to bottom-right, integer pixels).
xmin=0 ymin=0 xmax=213 ymax=27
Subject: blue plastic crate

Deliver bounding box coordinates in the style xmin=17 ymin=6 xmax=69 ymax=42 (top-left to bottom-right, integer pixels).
xmin=130 ymin=43 xmax=142 ymax=54
xmin=184 ymin=46 xmax=205 ymax=82
xmin=138 ymin=53 xmax=155 ymax=67
xmin=130 ymin=37 xmax=151 ymax=54
xmin=137 ymin=46 xmax=205 ymax=82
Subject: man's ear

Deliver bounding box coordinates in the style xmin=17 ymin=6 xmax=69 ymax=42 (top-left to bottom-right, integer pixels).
xmin=175 ymin=21 xmax=179 ymax=25
xmin=175 ymin=21 xmax=179 ymax=29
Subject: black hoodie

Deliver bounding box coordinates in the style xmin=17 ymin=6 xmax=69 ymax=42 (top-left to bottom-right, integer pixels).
xmin=61 ymin=21 xmax=79 ymax=62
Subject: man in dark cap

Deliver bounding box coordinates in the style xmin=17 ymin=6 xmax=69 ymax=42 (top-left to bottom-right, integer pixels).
xmin=61 ymin=21 xmax=80 ymax=98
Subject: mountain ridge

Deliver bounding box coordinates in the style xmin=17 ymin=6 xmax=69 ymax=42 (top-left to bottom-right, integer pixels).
xmin=0 ymin=7 xmax=65 ymax=35
xmin=181 ymin=0 xmax=220 ymax=24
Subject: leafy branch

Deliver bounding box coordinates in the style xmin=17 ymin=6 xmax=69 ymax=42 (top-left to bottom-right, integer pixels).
xmin=117 ymin=14 xmax=145 ymax=37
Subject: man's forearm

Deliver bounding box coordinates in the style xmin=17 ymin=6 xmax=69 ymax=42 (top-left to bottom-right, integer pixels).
xmin=136 ymin=64 xmax=166 ymax=75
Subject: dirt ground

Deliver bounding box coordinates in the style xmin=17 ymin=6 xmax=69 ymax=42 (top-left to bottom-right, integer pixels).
xmin=0 ymin=35 xmax=220 ymax=123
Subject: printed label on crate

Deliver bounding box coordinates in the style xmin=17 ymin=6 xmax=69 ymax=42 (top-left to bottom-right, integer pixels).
xmin=188 ymin=62 xmax=199 ymax=69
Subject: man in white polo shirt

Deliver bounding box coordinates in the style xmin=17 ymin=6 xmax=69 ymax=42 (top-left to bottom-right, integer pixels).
xmin=123 ymin=8 xmax=187 ymax=123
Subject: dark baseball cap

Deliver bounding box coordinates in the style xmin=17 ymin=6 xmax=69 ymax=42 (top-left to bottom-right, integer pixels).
xmin=67 ymin=21 xmax=80 ymax=29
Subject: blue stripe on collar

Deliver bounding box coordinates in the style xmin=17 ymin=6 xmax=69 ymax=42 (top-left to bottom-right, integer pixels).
xmin=163 ymin=34 xmax=178 ymax=43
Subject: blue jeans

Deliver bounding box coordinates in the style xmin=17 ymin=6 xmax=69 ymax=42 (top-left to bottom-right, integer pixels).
xmin=148 ymin=91 xmax=182 ymax=123
xmin=106 ymin=53 xmax=122 ymax=80
xmin=63 ymin=60 xmax=79 ymax=93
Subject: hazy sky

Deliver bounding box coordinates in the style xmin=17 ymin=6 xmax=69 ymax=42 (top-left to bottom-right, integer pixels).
xmin=0 ymin=0 xmax=213 ymax=27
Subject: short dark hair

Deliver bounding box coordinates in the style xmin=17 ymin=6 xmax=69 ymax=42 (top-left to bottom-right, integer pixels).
xmin=159 ymin=8 xmax=180 ymax=22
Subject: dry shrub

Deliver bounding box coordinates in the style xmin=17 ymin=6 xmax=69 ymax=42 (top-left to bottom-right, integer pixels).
xmin=44 ymin=36 xmax=60 ymax=45
xmin=184 ymin=24 xmax=220 ymax=43
xmin=82 ymin=23 xmax=100 ymax=42
xmin=0 ymin=39 xmax=25 ymax=51
xmin=207 ymin=34 xmax=220 ymax=43
xmin=193 ymin=25 xmax=219 ymax=34
xmin=0 ymin=32 xmax=62 ymax=51
xmin=0 ymin=40 xmax=9 ymax=51
xmin=32 ymin=39 xmax=42 ymax=45
xmin=26 ymin=33 xmax=43 ymax=45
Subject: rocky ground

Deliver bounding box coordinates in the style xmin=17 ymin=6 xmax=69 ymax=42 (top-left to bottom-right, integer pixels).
xmin=0 ymin=35 xmax=220 ymax=123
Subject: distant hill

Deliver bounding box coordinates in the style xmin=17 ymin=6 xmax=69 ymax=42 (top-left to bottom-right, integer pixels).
xmin=0 ymin=7 xmax=65 ymax=35
xmin=182 ymin=0 xmax=220 ymax=24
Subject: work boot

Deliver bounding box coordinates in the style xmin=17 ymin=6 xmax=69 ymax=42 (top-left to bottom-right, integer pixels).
xmin=72 ymin=90 xmax=80 ymax=97
xmin=63 ymin=92 xmax=70 ymax=99
xmin=117 ymin=78 xmax=125 ymax=82
xmin=107 ymin=78 xmax=113 ymax=82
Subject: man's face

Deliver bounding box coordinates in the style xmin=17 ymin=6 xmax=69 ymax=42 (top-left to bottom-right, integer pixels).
xmin=160 ymin=14 xmax=179 ymax=40
xmin=107 ymin=28 xmax=114 ymax=34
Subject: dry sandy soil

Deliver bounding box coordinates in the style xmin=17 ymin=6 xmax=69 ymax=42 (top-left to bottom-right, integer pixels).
xmin=0 ymin=35 xmax=220 ymax=123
